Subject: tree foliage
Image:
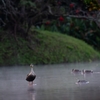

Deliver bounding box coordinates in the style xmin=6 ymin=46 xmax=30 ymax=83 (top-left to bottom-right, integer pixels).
xmin=0 ymin=0 xmax=100 ymax=50
xmin=0 ymin=0 xmax=53 ymax=37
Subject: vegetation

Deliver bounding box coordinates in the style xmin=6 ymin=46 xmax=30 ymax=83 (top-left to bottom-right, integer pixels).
xmin=0 ymin=0 xmax=100 ymax=65
xmin=36 ymin=0 xmax=100 ymax=50
xmin=39 ymin=17 xmax=100 ymax=50
xmin=0 ymin=30 xmax=100 ymax=65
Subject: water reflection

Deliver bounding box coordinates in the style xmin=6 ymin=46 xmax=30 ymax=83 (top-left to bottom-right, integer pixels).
xmin=28 ymin=85 xmax=36 ymax=100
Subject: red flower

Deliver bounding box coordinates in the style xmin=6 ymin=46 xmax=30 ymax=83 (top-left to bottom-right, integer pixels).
xmin=82 ymin=18 xmax=86 ymax=20
xmin=45 ymin=21 xmax=50 ymax=25
xmin=69 ymin=3 xmax=74 ymax=8
xmin=59 ymin=16 xmax=64 ymax=22
xmin=57 ymin=2 xmax=61 ymax=5
xmin=75 ymin=9 xmax=80 ymax=14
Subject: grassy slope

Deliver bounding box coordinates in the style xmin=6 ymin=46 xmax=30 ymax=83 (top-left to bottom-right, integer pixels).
xmin=0 ymin=30 xmax=100 ymax=65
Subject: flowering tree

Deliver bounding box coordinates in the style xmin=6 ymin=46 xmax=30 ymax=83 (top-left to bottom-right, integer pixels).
xmin=38 ymin=0 xmax=100 ymax=50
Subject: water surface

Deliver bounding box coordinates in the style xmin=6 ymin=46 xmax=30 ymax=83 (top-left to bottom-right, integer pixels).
xmin=0 ymin=62 xmax=100 ymax=100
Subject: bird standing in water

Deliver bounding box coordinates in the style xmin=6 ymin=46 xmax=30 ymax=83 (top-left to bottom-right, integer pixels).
xmin=26 ymin=64 xmax=36 ymax=85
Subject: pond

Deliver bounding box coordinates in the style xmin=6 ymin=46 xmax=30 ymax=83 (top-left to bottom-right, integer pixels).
xmin=0 ymin=61 xmax=100 ymax=100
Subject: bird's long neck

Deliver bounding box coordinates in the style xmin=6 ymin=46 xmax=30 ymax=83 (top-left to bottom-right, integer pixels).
xmin=31 ymin=67 xmax=34 ymax=73
xmin=29 ymin=67 xmax=35 ymax=75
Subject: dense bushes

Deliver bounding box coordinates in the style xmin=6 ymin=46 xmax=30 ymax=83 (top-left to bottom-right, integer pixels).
xmin=36 ymin=0 xmax=100 ymax=50
xmin=38 ymin=16 xmax=100 ymax=50
xmin=0 ymin=0 xmax=100 ymax=50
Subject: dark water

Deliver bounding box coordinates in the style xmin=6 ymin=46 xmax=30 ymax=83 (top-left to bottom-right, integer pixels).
xmin=0 ymin=62 xmax=100 ymax=100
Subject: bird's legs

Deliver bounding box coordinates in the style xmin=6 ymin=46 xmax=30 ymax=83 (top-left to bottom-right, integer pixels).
xmin=29 ymin=81 xmax=33 ymax=85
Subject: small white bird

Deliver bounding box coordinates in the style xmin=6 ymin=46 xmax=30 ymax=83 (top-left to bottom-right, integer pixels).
xmin=26 ymin=64 xmax=36 ymax=85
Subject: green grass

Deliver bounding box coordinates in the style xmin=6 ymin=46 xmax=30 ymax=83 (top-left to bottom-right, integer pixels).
xmin=0 ymin=30 xmax=100 ymax=65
